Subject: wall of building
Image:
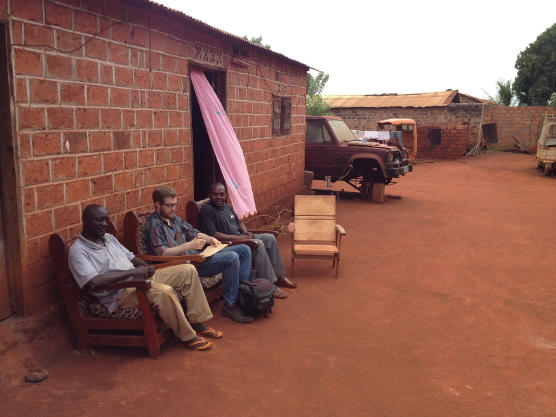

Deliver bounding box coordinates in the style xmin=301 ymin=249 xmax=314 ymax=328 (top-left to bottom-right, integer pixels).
xmin=2 ymin=0 xmax=306 ymax=314
xmin=484 ymin=105 xmax=555 ymax=152
xmin=332 ymin=104 xmax=485 ymax=155
xmin=416 ymin=125 xmax=469 ymax=159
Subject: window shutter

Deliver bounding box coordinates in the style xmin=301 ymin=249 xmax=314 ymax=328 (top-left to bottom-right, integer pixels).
xmin=281 ymin=98 xmax=291 ymax=134
xmin=272 ymin=96 xmax=281 ymax=135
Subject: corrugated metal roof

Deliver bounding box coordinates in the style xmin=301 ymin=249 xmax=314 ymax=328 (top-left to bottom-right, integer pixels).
xmin=141 ymin=0 xmax=309 ymax=69
xmin=324 ymin=90 xmax=468 ymax=108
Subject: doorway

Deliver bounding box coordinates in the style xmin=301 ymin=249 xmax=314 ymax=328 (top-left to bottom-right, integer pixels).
xmin=0 ymin=21 xmax=19 ymax=319
xmin=190 ymin=68 xmax=226 ymax=201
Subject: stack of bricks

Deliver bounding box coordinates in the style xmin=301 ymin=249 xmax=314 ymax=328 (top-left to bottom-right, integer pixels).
xmin=5 ymin=0 xmax=307 ymax=313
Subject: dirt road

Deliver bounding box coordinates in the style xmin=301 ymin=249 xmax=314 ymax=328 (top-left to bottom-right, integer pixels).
xmin=3 ymin=152 xmax=556 ymax=417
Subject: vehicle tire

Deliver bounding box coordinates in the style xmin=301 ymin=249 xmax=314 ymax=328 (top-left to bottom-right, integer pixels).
xmin=544 ymin=165 xmax=551 ymax=176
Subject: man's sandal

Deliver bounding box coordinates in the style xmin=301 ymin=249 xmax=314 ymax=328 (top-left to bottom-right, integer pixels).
xmin=185 ymin=337 xmax=212 ymax=351
xmin=198 ymin=327 xmax=223 ymax=339
xmin=274 ymin=288 xmax=288 ymax=299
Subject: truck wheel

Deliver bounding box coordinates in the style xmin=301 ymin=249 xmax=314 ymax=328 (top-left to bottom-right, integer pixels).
xmin=544 ymin=165 xmax=551 ymax=176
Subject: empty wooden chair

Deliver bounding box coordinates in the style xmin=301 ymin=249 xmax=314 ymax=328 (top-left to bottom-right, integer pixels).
xmin=291 ymin=195 xmax=346 ymax=278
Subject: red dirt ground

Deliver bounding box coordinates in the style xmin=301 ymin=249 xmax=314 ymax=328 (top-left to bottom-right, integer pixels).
xmin=2 ymin=152 xmax=556 ymax=417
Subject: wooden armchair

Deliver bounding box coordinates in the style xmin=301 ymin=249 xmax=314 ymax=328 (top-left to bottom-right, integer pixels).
xmin=122 ymin=211 xmax=222 ymax=304
xmin=49 ymin=224 xmax=173 ymax=358
xmin=291 ymin=195 xmax=346 ymax=278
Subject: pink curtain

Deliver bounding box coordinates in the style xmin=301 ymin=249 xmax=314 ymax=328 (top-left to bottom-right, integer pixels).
xmin=190 ymin=70 xmax=257 ymax=218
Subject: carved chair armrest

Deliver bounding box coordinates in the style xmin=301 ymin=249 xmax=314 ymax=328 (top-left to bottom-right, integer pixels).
xmin=250 ymin=229 xmax=279 ymax=237
xmin=100 ymin=279 xmax=152 ymax=291
xmin=229 ymin=239 xmax=259 ymax=249
xmin=336 ymin=225 xmax=346 ymax=236
xmin=137 ymin=253 xmax=206 ymax=264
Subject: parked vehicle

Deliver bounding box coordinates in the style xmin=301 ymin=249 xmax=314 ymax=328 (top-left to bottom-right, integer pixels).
xmin=536 ymin=116 xmax=556 ymax=176
xmin=305 ymin=116 xmax=412 ymax=197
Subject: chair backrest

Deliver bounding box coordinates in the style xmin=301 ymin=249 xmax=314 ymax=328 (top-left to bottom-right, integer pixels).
xmin=294 ymin=195 xmax=337 ymax=244
xmin=123 ymin=211 xmax=151 ymax=255
xmin=185 ymin=198 xmax=209 ymax=229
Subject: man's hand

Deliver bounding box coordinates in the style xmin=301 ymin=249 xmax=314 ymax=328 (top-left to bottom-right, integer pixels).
xmin=133 ymin=266 xmax=153 ymax=279
xmin=244 ymin=231 xmax=255 ymax=239
xmin=188 ymin=237 xmax=207 ymax=251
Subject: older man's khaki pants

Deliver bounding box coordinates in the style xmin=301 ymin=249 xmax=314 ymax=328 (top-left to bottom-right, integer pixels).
xmin=117 ymin=264 xmax=212 ymax=342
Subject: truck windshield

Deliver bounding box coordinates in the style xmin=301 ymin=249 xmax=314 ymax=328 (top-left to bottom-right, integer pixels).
xmin=329 ymin=119 xmax=357 ymax=142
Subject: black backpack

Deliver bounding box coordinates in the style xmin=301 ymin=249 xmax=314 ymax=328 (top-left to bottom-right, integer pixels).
xmin=237 ymin=279 xmax=276 ymax=318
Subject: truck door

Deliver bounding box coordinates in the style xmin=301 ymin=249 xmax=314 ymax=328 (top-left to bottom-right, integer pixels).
xmin=305 ymin=119 xmax=335 ymax=178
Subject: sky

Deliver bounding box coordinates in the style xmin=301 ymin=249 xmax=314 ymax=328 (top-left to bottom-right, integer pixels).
xmin=157 ymin=0 xmax=555 ymax=99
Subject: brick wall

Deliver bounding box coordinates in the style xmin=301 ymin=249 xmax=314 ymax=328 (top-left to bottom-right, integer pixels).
xmin=416 ymin=125 xmax=469 ymax=159
xmin=484 ymin=105 xmax=556 ymax=152
xmin=332 ymin=104 xmax=485 ymax=156
xmin=4 ymin=0 xmax=306 ymax=313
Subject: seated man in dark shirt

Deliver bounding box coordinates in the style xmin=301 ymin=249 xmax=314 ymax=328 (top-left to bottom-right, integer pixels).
xmin=144 ymin=186 xmax=254 ymax=324
xmin=199 ymin=183 xmax=296 ymax=299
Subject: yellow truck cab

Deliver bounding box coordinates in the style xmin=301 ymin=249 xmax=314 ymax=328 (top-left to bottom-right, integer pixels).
xmin=536 ymin=116 xmax=556 ymax=176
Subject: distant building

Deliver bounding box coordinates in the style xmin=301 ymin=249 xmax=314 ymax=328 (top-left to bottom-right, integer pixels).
xmin=325 ymin=90 xmax=553 ymax=159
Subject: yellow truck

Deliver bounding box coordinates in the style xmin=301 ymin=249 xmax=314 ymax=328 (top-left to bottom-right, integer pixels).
xmin=536 ymin=116 xmax=556 ymax=176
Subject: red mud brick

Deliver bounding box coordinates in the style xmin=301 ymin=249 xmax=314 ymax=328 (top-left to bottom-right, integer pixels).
xmin=114 ymin=171 xmax=133 ymax=191
xmin=130 ymin=26 xmax=148 ymax=47
xmin=105 ymin=192 xmax=126 ymax=214
xmin=76 ymin=59 xmax=99 ymax=82
xmin=100 ymin=63 xmax=114 ymax=84
xmin=122 ymin=110 xmax=135 ymax=128
xmin=46 ymin=55 xmax=72 ymax=79
xmin=125 ymin=189 xmax=139 ymax=208
xmin=170 ymin=147 xmax=184 ymax=163
xmin=36 ymin=183 xmax=64 ymax=209
xmin=65 ymin=178 xmax=90 ymax=202
xmin=74 ymin=10 xmax=98 ymax=35
xmin=45 ymin=2 xmax=72 ymax=29
xmin=152 ymin=72 xmax=166 ymax=90
xmin=76 ymin=108 xmax=100 ymax=128
xmin=138 ymin=149 xmax=154 ymax=167
xmin=130 ymin=90 xmax=141 ymax=108
xmin=165 ymin=164 xmax=179 ymax=181
xmin=30 ymin=79 xmax=58 ymax=104
xmin=47 ymin=108 xmax=74 ymax=129
xmin=150 ymin=32 xmax=164 ymax=52
xmin=162 ymin=55 xmax=176 ymax=73
xmin=24 ymin=23 xmax=54 ymax=48
xmin=134 ymin=69 xmax=151 ymax=88
xmin=18 ymin=106 xmax=45 ymax=130
xmin=62 ymin=131 xmax=88 ymax=153
xmin=24 ymin=188 xmax=36 ymax=212
xmin=60 ymin=83 xmax=85 ymax=105
xmin=52 ymin=157 xmax=76 ymax=180
xmin=169 ymin=111 xmax=182 ymax=127
xmin=26 ymin=210 xmax=53 ymax=238
xmin=78 ymin=155 xmax=102 ymax=176
xmin=124 ymin=151 xmax=137 ymax=169
xmin=147 ymin=91 xmax=162 ymax=108
xmin=54 ymin=204 xmax=80 ymax=229
xmin=110 ymin=87 xmax=129 ymax=107
xmin=15 ymin=78 xmax=28 ymax=103
xmin=103 ymin=152 xmax=124 ymax=172
xmin=101 ymin=109 xmax=122 ymax=128
xmin=153 ymin=111 xmax=168 ymax=128
xmin=14 ymin=49 xmax=42 ymax=76
xmin=87 ymin=85 xmax=108 ymax=106
xmin=92 ymin=174 xmax=113 ymax=195
xmin=167 ymin=74 xmax=182 ymax=92
xmin=85 ymin=38 xmax=107 ymax=61
xmin=56 ymin=31 xmax=84 ymax=56
xmin=90 ymin=131 xmax=112 ymax=152
xmin=148 ymin=166 xmax=164 ymax=184
xmin=113 ymin=131 xmax=131 ymax=150
xmin=156 ymin=149 xmax=169 ymax=164
xmin=148 ymin=130 xmax=162 ymax=147
xmin=163 ymin=130 xmax=178 ymax=146
xmin=115 ymin=67 xmax=133 ymax=87
xmin=32 ymin=132 xmax=62 ymax=156
xmin=111 ymin=22 xmax=131 ymax=44
xmin=12 ymin=0 xmax=44 ymax=23
xmin=108 ymin=43 xmax=129 ymax=65
xmin=19 ymin=133 xmax=32 ymax=158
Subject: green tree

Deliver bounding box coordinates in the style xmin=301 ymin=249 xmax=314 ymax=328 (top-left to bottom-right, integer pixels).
xmin=513 ymin=23 xmax=556 ymax=105
xmin=306 ymin=71 xmax=332 ymax=116
xmin=549 ymin=92 xmax=556 ymax=108
xmin=242 ymin=35 xmax=270 ymax=49
xmin=483 ymin=80 xmax=517 ymax=106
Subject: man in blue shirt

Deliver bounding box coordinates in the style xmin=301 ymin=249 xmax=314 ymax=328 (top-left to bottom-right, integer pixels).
xmin=199 ymin=183 xmax=296 ymax=297
xmin=144 ymin=186 xmax=254 ymax=323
